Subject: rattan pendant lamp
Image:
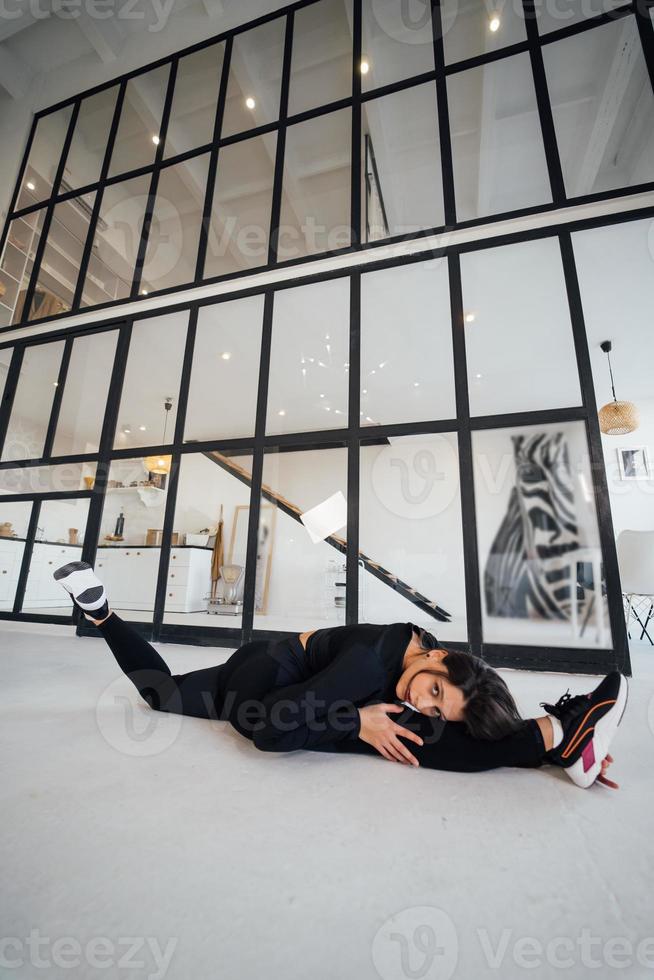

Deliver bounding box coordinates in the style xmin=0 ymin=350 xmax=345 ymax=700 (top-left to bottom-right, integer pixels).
xmin=597 ymin=340 xmax=639 ymax=435
xmin=144 ymin=397 xmax=173 ymax=475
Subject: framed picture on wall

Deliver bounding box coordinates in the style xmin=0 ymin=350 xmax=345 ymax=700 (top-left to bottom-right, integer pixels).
xmin=617 ymin=446 xmax=651 ymax=481
xmin=228 ymin=504 xmax=276 ymax=613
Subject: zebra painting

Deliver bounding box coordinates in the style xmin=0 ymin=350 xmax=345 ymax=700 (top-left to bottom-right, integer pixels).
xmin=484 ymin=432 xmax=580 ymax=621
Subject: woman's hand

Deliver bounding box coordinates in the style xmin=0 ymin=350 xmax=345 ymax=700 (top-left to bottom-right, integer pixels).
xmin=597 ymin=753 xmax=619 ymax=789
xmin=358 ymin=703 xmax=424 ymax=766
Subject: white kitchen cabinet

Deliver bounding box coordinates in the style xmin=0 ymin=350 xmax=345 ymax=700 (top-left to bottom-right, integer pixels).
xmin=0 ymin=538 xmax=25 ymax=610
xmin=23 ymin=543 xmax=83 ymax=608
xmin=96 ymin=546 xmax=211 ymax=613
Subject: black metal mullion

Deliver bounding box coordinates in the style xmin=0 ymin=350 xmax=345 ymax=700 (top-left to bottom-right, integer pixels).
xmin=559 ymin=232 xmax=631 ymax=673
xmin=448 ymin=252 xmax=483 ymax=657
xmin=0 ymin=346 xmax=24 ymax=460
xmin=350 ymin=0 xmax=362 ymax=248
xmin=151 ymin=307 xmax=198 ymax=638
xmin=431 ymin=0 xmax=457 ymax=226
xmin=522 ymin=0 xmax=566 ymax=205
xmin=241 ymin=290 xmax=275 ymax=641
xmin=79 ymin=321 xmax=131 ymax=612
xmin=0 ymin=115 xmax=39 ymax=261
xmin=19 ymin=101 xmax=81 ymax=325
xmin=195 ymin=36 xmax=234 ymax=282
xmin=634 ymin=0 xmax=654 ymax=93
xmin=72 ymin=80 xmax=127 ymax=312
xmin=346 ymin=272 xmax=361 ymax=624
xmin=131 ymin=60 xmax=178 ymax=298
xmin=41 ymin=336 xmax=73 ymax=460
xmin=13 ymin=499 xmax=41 ymax=615
xmin=267 ymin=11 xmax=294 ymax=265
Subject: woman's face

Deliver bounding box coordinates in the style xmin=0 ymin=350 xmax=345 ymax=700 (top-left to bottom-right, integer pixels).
xmin=396 ymin=651 xmax=466 ymax=722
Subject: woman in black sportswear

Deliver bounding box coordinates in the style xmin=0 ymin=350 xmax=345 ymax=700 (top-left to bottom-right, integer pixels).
xmin=54 ymin=561 xmax=627 ymax=790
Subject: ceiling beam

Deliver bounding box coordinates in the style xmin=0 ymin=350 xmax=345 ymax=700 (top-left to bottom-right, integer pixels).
xmin=73 ymin=8 xmax=126 ymax=62
xmin=573 ymin=16 xmax=641 ymax=197
xmin=201 ymin=0 xmax=225 ymax=18
xmin=0 ymin=42 xmax=33 ymax=99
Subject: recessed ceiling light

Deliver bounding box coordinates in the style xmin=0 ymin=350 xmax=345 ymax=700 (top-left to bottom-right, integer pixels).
xmin=245 ymin=96 xmax=256 ymax=110
xmin=141 ymin=289 xmax=149 ymax=296
xmin=221 ymin=351 xmax=232 ymax=360
xmin=325 ymin=334 xmax=330 ymax=341
xmin=325 ymin=406 xmax=331 ymax=412
xmin=278 ymin=409 xmax=286 ymax=416
xmin=152 ymin=135 xmax=160 ymax=145
xmin=52 ymin=381 xmax=58 ymax=387
xmin=26 ymin=181 xmax=35 ymax=191
xmin=139 ymin=425 xmax=147 ymax=431
xmin=362 ymin=388 xmax=367 ymax=395
xmin=123 ymin=426 xmax=131 ymax=434
xmin=475 ymin=373 xmax=483 ymax=379
xmin=489 ymin=15 xmax=500 ymax=31
xmin=360 ymin=59 xmax=370 ymax=74
xmin=413 ymin=381 xmax=420 ymax=387
xmin=320 ymin=393 xmax=325 ymax=398
xmin=465 ymin=312 xmax=476 ymax=323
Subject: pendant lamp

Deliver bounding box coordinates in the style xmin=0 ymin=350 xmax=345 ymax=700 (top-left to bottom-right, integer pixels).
xmin=144 ymin=397 xmax=173 ymax=475
xmin=597 ymin=340 xmax=639 ymax=436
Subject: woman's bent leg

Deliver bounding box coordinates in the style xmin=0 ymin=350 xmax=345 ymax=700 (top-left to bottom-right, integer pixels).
xmin=96 ymin=612 xmax=223 ymax=720
xmin=319 ymin=708 xmax=546 ymax=771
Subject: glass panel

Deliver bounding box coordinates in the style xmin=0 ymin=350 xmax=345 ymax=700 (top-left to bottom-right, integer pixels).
xmin=163 ymin=452 xmax=253 ymax=626
xmin=441 ymin=0 xmax=527 ymax=65
xmin=96 ymin=458 xmax=170 ymax=622
xmin=253 ymin=446 xmax=348 ymax=631
xmin=0 ymin=502 xmax=31 ymax=612
xmin=447 ymin=52 xmax=551 ymax=221
xmin=572 ymin=219 xmax=654 ymax=546
xmin=1 ymin=340 xmax=64 ymax=462
xmin=461 ymin=238 xmax=581 ymax=415
xmin=278 ymin=108 xmax=352 ymax=260
xmin=18 ymin=105 xmax=74 ymax=207
xmin=360 ymin=434 xmax=467 ymax=640
xmin=361 ymin=82 xmax=443 ymax=242
xmin=140 ymin=154 xmax=210 ymax=293
xmin=0 ymin=210 xmax=46 ymax=327
xmin=266 ymin=278 xmax=350 ymax=435
xmin=287 ymin=0 xmax=353 ymax=116
xmin=537 ymin=0 xmax=626 ymax=35
xmin=474 ymin=421 xmax=611 ymax=648
xmin=164 ymin=43 xmax=225 ymax=158
xmin=52 ymin=331 xmax=119 ymax=456
xmin=114 ymin=311 xmax=188 ymax=452
xmin=107 ymin=64 xmax=171 ymax=178
xmin=185 ymin=295 xmax=264 ymax=442
xmin=543 ymin=17 xmax=654 ymax=197
xmin=62 ymin=86 xmax=119 ymax=191
xmin=361 ymin=0 xmax=435 ymax=92
xmin=22 ymin=498 xmax=90 ymax=616
xmin=80 ymin=174 xmax=150 ymax=307
xmin=28 ymin=192 xmax=96 ymax=320
xmin=204 ymin=132 xmax=277 ymax=278
xmin=360 ymin=258 xmax=455 ymax=425
xmin=0 ymin=462 xmax=96 ymax=494
xmin=220 ymin=18 xmax=286 ymax=138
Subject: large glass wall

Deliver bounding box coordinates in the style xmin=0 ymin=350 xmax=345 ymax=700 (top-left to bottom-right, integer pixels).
xmin=2 ymin=0 xmax=652 ymax=327
xmin=0 ymin=215 xmax=634 ymax=671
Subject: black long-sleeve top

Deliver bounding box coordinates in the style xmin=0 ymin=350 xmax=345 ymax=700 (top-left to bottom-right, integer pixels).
xmin=242 ymin=622 xmax=417 ymax=753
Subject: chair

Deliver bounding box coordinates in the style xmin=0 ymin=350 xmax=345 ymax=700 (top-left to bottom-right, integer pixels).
xmin=616 ymin=530 xmax=654 ymax=645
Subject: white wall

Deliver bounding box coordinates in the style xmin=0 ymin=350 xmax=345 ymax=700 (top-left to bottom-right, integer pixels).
xmin=602 ymin=398 xmax=654 ymax=536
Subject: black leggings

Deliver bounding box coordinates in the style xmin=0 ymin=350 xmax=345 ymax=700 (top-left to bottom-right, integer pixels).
xmin=95 ymin=613 xmax=546 ymax=773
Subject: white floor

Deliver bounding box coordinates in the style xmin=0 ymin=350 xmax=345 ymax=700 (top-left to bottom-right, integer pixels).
xmin=1 ymin=623 xmax=653 ymax=980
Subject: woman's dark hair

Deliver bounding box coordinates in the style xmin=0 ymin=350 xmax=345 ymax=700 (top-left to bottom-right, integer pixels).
xmin=416 ymin=628 xmax=524 ymax=740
